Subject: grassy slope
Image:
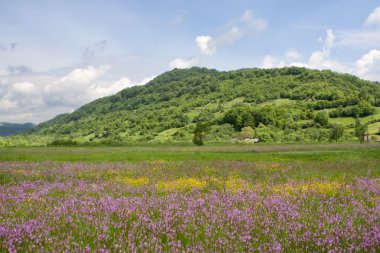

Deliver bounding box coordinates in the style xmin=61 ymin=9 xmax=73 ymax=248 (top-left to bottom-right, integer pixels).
xmin=329 ymin=106 xmax=380 ymax=129
xmin=159 ymin=101 xmax=380 ymax=139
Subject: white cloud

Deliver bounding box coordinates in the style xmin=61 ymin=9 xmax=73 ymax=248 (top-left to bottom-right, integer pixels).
xmin=44 ymin=65 xmax=110 ymax=107
xmin=261 ymin=29 xmax=380 ymax=82
xmin=355 ymin=49 xmax=380 ymax=81
xmin=262 ymin=55 xmax=285 ymax=68
xmin=11 ymin=81 xmax=36 ymax=94
xmin=285 ymin=49 xmax=301 ymax=60
xmin=217 ymin=27 xmax=243 ymax=45
xmin=114 ymin=77 xmax=132 ymax=88
xmin=0 ymin=80 xmax=43 ymax=112
xmin=196 ymin=36 xmax=214 ymax=55
xmin=169 ymin=57 xmax=200 ymax=69
xmin=196 ymin=9 xmax=266 ymax=55
xmin=95 ymin=74 xmax=157 ymax=97
xmin=58 ymin=65 xmax=109 ymax=84
xmin=288 ymin=62 xmax=308 ymax=68
xmin=307 ymin=29 xmax=352 ymax=73
xmin=309 ymin=57 xmax=352 ymax=73
xmin=241 ymin=9 xmax=267 ymax=33
xmin=0 ymin=98 xmax=18 ymax=111
xmin=323 ymin=29 xmax=335 ymax=55
xmin=92 ymin=74 xmax=155 ymax=97
xmin=92 ymin=77 xmax=132 ymax=97
xmin=0 ymin=65 xmax=158 ymax=123
xmin=336 ymin=29 xmax=380 ymax=48
xmin=308 ymin=29 xmax=335 ymax=66
xmin=262 ymin=29 xmax=352 ymax=74
xmin=335 ymin=6 xmax=380 ymax=49
xmin=140 ymin=75 xmax=157 ymax=85
xmin=364 ymin=6 xmax=380 ymax=27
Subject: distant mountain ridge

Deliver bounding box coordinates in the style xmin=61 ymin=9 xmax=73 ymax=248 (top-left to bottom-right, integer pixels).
xmin=30 ymin=67 xmax=380 ymax=143
xmin=0 ymin=122 xmax=35 ymax=136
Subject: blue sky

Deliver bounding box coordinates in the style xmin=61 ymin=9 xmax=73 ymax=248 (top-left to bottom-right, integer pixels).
xmin=0 ymin=0 xmax=380 ymax=123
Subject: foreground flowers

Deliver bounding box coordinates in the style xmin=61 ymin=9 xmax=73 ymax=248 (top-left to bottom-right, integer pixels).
xmin=0 ymin=162 xmax=379 ymax=252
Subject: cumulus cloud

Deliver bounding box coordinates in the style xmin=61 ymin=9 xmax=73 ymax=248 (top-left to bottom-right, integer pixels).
xmin=92 ymin=77 xmax=132 ymax=97
xmin=140 ymin=75 xmax=157 ymax=85
xmin=261 ymin=28 xmax=380 ymax=82
xmin=262 ymin=29 xmax=351 ymax=73
xmin=44 ymin=65 xmax=110 ymax=106
xmin=60 ymin=65 xmax=109 ymax=84
xmin=262 ymin=55 xmax=285 ymax=69
xmin=0 ymin=80 xmax=43 ymax=113
xmin=93 ymin=75 xmax=157 ymax=97
xmin=364 ymin=6 xmax=380 ymax=27
xmin=196 ymin=36 xmax=214 ymax=55
xmin=307 ymin=30 xmax=353 ymax=73
xmin=0 ymin=65 xmax=157 ymax=123
xmin=285 ymin=49 xmax=301 ymax=60
xmin=11 ymin=81 xmax=36 ymax=94
xmin=307 ymin=29 xmax=335 ymax=67
xmin=355 ymin=49 xmax=380 ymax=81
xmin=169 ymin=57 xmax=200 ymax=69
xmin=196 ymin=9 xmax=266 ymax=55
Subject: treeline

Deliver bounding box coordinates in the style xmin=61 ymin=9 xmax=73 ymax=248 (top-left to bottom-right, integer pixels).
xmin=222 ymin=104 xmax=310 ymax=131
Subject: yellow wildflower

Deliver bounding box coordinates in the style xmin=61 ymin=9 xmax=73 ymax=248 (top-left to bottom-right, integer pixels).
xmin=226 ymin=178 xmax=251 ymax=192
xmin=157 ymin=177 xmax=206 ymax=192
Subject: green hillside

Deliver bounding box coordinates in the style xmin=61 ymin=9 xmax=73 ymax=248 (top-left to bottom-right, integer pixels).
xmin=26 ymin=67 xmax=380 ymax=144
xmin=0 ymin=123 xmax=35 ymax=137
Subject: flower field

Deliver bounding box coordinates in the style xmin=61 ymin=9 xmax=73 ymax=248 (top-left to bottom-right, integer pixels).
xmin=1 ymin=157 xmax=380 ymax=252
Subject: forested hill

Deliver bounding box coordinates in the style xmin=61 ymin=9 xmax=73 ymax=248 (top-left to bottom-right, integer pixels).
xmin=0 ymin=123 xmax=35 ymax=137
xmin=32 ymin=67 xmax=380 ymax=144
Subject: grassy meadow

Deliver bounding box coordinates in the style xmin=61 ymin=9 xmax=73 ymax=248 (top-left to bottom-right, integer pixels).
xmin=1 ymin=144 xmax=380 ymax=252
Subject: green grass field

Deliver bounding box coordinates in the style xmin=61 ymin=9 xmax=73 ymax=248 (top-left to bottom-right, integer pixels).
xmin=1 ymin=143 xmax=379 ymax=163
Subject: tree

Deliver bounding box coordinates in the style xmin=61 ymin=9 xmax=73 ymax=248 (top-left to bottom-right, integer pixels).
xmin=356 ymin=100 xmax=376 ymax=117
xmin=193 ymin=109 xmax=215 ymax=123
xmin=238 ymin=126 xmax=255 ymax=140
xmin=329 ymin=124 xmax=344 ymax=142
xmin=305 ymin=127 xmax=326 ymax=142
xmin=254 ymin=123 xmax=273 ymax=142
xmin=355 ymin=119 xmax=367 ymax=143
xmin=314 ymin=110 xmax=329 ymax=127
xmin=193 ymin=122 xmax=210 ymax=146
xmin=222 ymin=105 xmax=255 ymax=131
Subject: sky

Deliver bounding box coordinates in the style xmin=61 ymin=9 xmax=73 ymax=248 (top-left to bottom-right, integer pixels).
xmin=0 ymin=0 xmax=380 ymax=124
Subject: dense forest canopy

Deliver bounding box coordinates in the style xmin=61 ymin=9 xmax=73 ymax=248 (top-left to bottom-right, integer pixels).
xmin=10 ymin=67 xmax=380 ymax=145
